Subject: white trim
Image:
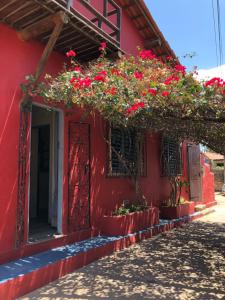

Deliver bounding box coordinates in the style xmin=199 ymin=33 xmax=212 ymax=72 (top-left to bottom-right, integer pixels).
xmin=57 ymin=110 xmax=64 ymax=234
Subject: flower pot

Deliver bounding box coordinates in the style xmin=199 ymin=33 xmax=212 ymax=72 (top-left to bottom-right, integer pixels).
xmin=100 ymin=207 xmax=159 ymax=236
xmin=160 ymin=201 xmax=195 ymax=220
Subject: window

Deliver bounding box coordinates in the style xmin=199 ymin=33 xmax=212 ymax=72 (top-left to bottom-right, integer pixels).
xmin=108 ymin=127 xmax=146 ymax=176
xmin=161 ymin=136 xmax=181 ymax=177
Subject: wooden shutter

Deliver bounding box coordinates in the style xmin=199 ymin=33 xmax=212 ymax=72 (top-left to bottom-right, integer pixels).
xmin=68 ymin=123 xmax=90 ymax=232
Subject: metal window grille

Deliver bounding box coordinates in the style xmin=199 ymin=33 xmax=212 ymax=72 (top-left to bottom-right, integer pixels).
xmin=161 ymin=137 xmax=181 ymax=177
xmin=108 ymin=127 xmax=146 ymax=176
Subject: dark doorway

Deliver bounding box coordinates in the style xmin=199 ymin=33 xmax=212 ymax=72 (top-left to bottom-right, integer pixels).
xmin=29 ymin=105 xmax=59 ymax=242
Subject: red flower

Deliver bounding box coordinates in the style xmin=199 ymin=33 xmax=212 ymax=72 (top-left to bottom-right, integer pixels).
xmin=106 ymin=86 xmax=117 ymax=95
xmin=162 ymin=91 xmax=170 ymax=97
xmin=139 ymin=50 xmax=156 ymax=60
xmin=82 ymin=77 xmax=91 ymax=88
xmin=126 ymin=102 xmax=145 ymax=114
xmin=72 ymin=82 xmax=80 ymax=90
xmin=66 ymin=50 xmax=76 ymax=57
xmin=111 ymin=68 xmax=121 ymax=76
xmin=148 ymin=88 xmax=157 ymax=96
xmin=70 ymin=77 xmax=76 ymax=84
xmin=98 ymin=70 xmax=107 ymax=76
xmin=166 ymin=56 xmax=173 ymax=61
xmin=99 ymin=41 xmax=107 ymax=51
xmin=94 ymin=75 xmax=105 ymax=82
xmin=72 ymin=77 xmax=91 ymax=89
xmin=174 ymin=64 xmax=186 ymax=74
xmin=164 ymin=75 xmax=180 ymax=85
xmin=138 ymin=101 xmax=145 ymax=108
xmin=134 ymin=71 xmax=143 ymax=80
xmin=74 ymin=66 xmax=81 ymax=72
xmin=204 ymin=77 xmax=225 ymax=88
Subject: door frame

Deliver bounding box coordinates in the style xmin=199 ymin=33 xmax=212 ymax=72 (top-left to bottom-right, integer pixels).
xmin=27 ymin=103 xmax=64 ymax=239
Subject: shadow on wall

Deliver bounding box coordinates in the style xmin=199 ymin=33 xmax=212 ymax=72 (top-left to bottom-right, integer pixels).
xmin=19 ymin=220 xmax=225 ymax=300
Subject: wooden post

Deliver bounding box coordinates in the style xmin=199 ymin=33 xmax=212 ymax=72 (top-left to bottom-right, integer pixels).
xmin=34 ymin=12 xmax=69 ymax=81
xmin=21 ymin=11 xmax=69 ymax=107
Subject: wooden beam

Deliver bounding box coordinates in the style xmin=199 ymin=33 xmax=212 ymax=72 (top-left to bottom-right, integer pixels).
xmin=34 ymin=15 xmax=67 ymax=81
xmin=131 ymin=14 xmax=142 ymax=21
xmin=21 ymin=11 xmax=68 ymax=108
xmin=108 ymin=50 xmax=123 ymax=60
xmin=107 ymin=9 xmax=118 ymax=17
xmin=122 ymin=3 xmax=135 ymax=10
xmin=138 ymin=25 xmax=149 ymax=31
xmin=144 ymin=38 xmax=161 ymax=49
xmin=18 ymin=10 xmax=69 ymax=41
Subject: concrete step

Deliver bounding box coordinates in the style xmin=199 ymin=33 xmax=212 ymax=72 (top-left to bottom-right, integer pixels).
xmin=195 ymin=204 xmax=207 ymax=212
xmin=0 ymin=211 xmax=208 ymax=300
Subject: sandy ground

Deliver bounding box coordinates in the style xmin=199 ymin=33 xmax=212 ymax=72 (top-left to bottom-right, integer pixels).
xmin=19 ymin=193 xmax=225 ymax=300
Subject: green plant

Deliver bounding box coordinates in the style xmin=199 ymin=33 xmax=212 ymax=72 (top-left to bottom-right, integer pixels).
xmin=164 ymin=177 xmax=189 ymax=207
xmin=113 ymin=202 xmax=148 ymax=216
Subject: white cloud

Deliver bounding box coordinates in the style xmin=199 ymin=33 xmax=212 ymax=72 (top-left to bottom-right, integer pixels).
xmin=196 ymin=64 xmax=225 ymax=81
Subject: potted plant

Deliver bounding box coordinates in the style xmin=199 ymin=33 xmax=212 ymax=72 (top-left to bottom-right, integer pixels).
xmin=100 ymin=201 xmax=159 ymax=236
xmin=160 ymin=177 xmax=195 ymax=219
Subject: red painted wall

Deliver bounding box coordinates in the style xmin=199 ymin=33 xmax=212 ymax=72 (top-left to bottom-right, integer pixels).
xmin=0 ymin=9 xmax=166 ymax=263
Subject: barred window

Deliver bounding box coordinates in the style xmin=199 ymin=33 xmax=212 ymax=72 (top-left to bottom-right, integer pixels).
xmin=108 ymin=128 xmax=146 ymax=176
xmin=161 ymin=137 xmax=181 ymax=177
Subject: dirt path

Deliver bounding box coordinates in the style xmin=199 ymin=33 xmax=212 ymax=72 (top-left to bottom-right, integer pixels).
xmin=19 ymin=194 xmax=225 ymax=300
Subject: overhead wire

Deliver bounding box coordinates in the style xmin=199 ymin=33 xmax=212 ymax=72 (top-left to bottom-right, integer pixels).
xmin=216 ymin=0 xmax=223 ymax=65
xmin=211 ymin=0 xmax=219 ymax=67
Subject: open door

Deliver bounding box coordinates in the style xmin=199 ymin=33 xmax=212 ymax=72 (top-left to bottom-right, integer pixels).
xmin=29 ymin=105 xmax=62 ymax=242
xmin=188 ymin=144 xmax=202 ymax=201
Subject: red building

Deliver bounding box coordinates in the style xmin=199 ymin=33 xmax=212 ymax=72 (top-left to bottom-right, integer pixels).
xmin=0 ymin=1 xmax=215 ymax=298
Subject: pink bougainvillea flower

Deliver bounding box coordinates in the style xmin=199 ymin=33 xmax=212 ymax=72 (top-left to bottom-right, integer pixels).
xmin=139 ymin=50 xmax=156 ymax=60
xmin=162 ymin=91 xmax=170 ymax=97
xmin=66 ymin=50 xmax=76 ymax=57
xmin=94 ymin=75 xmax=105 ymax=82
xmin=148 ymin=88 xmax=157 ymax=96
xmin=134 ymin=71 xmax=143 ymax=80
xmin=174 ymin=64 xmax=186 ymax=74
xmin=99 ymin=41 xmax=107 ymax=51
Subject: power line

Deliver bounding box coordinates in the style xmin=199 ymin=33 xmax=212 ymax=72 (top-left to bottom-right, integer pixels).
xmin=211 ymin=0 xmax=219 ymax=66
xmin=216 ymin=0 xmax=223 ymax=65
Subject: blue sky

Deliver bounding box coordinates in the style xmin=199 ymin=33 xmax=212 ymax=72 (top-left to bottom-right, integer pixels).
xmin=146 ymin=0 xmax=225 ymax=71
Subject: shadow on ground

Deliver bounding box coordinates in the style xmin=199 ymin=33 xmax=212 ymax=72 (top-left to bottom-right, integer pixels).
xmin=20 ymin=219 xmax=225 ymax=300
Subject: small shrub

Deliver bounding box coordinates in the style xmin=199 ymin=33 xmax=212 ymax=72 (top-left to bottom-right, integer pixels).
xmin=113 ymin=202 xmax=148 ymax=216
